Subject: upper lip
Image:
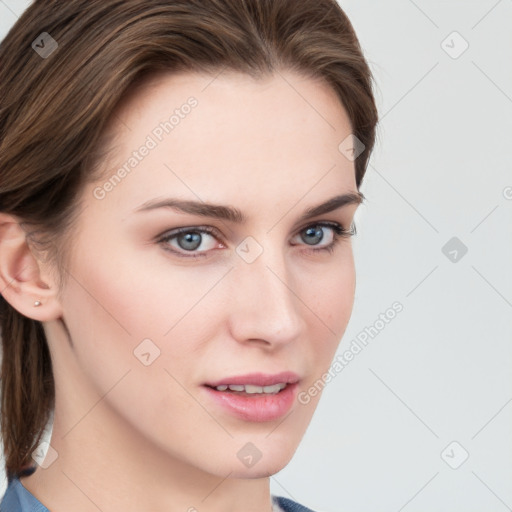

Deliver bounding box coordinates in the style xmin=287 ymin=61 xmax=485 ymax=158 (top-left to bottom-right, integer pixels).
xmin=205 ymin=371 xmax=300 ymax=388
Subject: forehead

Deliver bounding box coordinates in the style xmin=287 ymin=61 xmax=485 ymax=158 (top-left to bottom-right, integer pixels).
xmin=88 ymin=69 xmax=357 ymax=216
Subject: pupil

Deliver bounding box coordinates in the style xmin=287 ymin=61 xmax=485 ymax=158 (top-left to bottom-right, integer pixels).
xmin=304 ymin=226 xmax=323 ymax=245
xmin=179 ymin=232 xmax=201 ymax=250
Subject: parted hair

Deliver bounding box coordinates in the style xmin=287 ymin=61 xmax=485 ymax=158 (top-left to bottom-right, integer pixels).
xmin=0 ymin=0 xmax=379 ymax=481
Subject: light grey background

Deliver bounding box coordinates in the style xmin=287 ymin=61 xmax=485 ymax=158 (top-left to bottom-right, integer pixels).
xmin=1 ymin=1 xmax=511 ymax=511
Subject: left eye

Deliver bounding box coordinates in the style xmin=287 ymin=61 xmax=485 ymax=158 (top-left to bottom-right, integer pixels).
xmin=157 ymin=222 xmax=354 ymax=259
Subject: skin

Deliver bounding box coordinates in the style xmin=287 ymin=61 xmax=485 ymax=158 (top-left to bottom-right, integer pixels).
xmin=0 ymin=69 xmax=360 ymax=512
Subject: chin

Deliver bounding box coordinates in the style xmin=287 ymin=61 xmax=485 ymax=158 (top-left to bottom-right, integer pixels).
xmin=225 ymin=455 xmax=295 ymax=479
xmin=190 ymin=434 xmax=300 ymax=479
xmin=233 ymin=437 xmax=299 ymax=478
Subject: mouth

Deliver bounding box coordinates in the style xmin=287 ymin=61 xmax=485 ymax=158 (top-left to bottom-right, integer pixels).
xmin=201 ymin=372 xmax=300 ymax=422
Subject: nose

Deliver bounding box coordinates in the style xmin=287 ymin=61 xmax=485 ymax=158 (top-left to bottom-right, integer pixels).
xmin=226 ymin=243 xmax=307 ymax=348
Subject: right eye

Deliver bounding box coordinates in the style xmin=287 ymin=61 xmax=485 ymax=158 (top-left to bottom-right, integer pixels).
xmin=157 ymin=226 xmax=224 ymax=258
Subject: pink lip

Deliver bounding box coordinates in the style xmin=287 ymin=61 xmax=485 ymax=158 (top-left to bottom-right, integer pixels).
xmin=202 ymin=372 xmax=301 ymax=422
xmin=205 ymin=371 xmax=300 ymax=388
xmin=202 ymin=382 xmax=298 ymax=422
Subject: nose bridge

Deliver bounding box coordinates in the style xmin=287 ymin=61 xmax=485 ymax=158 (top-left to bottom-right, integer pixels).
xmin=229 ymin=237 xmax=306 ymax=341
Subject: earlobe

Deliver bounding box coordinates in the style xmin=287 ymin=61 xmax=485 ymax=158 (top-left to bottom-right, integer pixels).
xmin=0 ymin=213 xmax=63 ymax=321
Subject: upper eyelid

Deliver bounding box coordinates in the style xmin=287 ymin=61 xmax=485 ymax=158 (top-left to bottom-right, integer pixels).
xmin=159 ymin=220 xmax=344 ymax=240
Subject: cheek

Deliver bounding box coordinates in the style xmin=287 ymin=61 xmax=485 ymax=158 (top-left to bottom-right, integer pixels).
xmin=59 ymin=242 xmax=229 ymax=380
xmin=58 ymin=249 xmax=220 ymax=441
xmin=301 ymin=251 xmax=356 ymax=372
xmin=305 ymin=249 xmax=356 ymax=329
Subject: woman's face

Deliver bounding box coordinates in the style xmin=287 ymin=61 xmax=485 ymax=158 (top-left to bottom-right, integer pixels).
xmin=45 ymin=69 xmax=361 ymax=478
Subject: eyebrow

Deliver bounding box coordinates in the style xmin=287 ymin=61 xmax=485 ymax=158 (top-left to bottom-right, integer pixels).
xmin=134 ymin=191 xmax=365 ymax=224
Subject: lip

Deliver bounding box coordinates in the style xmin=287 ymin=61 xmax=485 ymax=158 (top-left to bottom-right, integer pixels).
xmin=205 ymin=371 xmax=300 ymax=388
xmin=201 ymin=381 xmax=299 ymax=422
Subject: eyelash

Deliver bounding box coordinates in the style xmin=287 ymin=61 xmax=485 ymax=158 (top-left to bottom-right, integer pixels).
xmin=156 ymin=222 xmax=355 ymax=259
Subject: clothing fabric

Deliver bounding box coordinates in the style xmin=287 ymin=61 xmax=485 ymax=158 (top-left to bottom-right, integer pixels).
xmin=1 ymin=475 xmax=318 ymax=512
xmin=1 ymin=477 xmax=48 ymax=512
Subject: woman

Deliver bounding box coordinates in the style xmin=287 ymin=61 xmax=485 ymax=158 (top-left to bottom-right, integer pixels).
xmin=0 ymin=0 xmax=378 ymax=510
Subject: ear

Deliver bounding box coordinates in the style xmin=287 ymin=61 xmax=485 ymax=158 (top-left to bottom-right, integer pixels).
xmin=0 ymin=212 xmax=63 ymax=321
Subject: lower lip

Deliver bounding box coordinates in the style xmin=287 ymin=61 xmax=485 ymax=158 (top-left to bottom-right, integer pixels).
xmin=202 ymin=383 xmax=298 ymax=422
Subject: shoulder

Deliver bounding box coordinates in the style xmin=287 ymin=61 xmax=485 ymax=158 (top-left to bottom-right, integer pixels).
xmin=1 ymin=475 xmax=50 ymax=512
xmin=272 ymin=494 xmax=324 ymax=512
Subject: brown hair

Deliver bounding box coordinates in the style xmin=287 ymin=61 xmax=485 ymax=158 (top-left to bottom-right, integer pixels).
xmin=0 ymin=0 xmax=379 ymax=481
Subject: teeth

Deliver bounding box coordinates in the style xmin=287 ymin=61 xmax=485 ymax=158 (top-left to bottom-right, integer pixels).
xmin=263 ymin=383 xmax=287 ymax=393
xmin=244 ymin=384 xmax=264 ymax=394
xmin=214 ymin=383 xmax=287 ymax=394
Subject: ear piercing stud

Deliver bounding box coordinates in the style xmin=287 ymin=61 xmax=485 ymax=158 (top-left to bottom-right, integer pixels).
xmin=34 ymin=300 xmax=42 ymax=307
